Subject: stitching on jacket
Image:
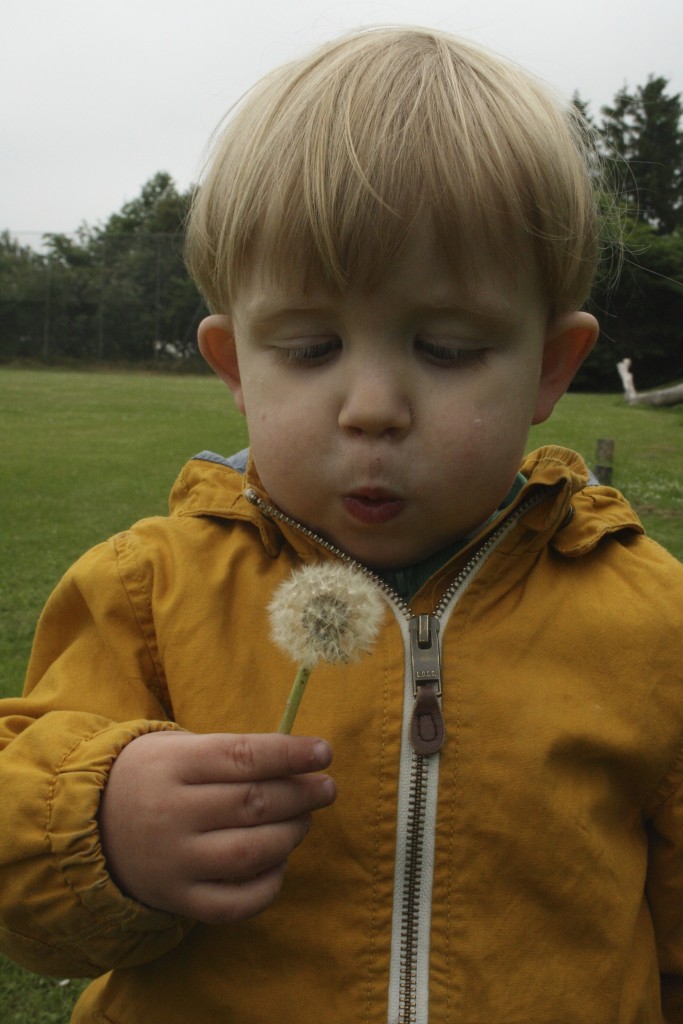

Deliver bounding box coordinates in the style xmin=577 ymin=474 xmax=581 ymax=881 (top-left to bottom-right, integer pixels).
xmin=529 ymin=452 xmax=588 ymax=480
xmin=43 ymin=733 xmax=115 ymax=966
xmin=114 ymin=533 xmax=170 ymax=712
xmin=45 ymin=725 xmax=180 ymax=950
xmin=444 ymin=637 xmax=462 ymax=1024
xmin=444 ymin=595 xmax=476 ymax=1024
xmin=0 ymin=918 xmax=97 ymax=975
xmin=643 ymin=739 xmax=683 ymax=818
xmin=365 ymin=630 xmax=390 ymax=1023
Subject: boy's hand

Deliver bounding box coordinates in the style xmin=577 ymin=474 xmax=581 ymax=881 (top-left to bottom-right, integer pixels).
xmin=98 ymin=731 xmax=336 ymax=925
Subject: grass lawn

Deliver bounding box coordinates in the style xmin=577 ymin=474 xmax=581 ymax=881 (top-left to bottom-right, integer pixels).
xmin=0 ymin=367 xmax=248 ymax=698
xmin=0 ymin=366 xmax=681 ymax=1019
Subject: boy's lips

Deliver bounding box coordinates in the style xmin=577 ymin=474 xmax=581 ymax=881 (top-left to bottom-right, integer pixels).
xmin=343 ymin=488 xmax=405 ymax=525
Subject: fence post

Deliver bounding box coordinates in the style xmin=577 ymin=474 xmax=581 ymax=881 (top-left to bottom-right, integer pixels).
xmin=97 ymin=238 xmax=106 ymax=360
xmin=42 ymin=258 xmax=52 ymax=360
xmin=594 ymin=438 xmax=614 ymax=485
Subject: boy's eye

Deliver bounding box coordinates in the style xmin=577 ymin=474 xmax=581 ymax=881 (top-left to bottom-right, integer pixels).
xmin=277 ymin=338 xmax=341 ymax=366
xmin=415 ymin=338 xmax=488 ymax=367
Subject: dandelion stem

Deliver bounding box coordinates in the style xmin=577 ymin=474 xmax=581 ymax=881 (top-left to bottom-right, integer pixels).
xmin=277 ymin=664 xmax=313 ymax=734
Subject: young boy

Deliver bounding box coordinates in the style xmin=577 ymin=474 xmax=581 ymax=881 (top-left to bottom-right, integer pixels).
xmin=1 ymin=26 xmax=682 ymax=1024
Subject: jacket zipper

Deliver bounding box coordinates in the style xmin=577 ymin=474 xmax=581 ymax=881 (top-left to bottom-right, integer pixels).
xmin=390 ymin=497 xmax=545 ymax=1024
xmin=391 ymin=613 xmax=440 ymax=1024
xmin=245 ymin=486 xmax=546 ymax=1023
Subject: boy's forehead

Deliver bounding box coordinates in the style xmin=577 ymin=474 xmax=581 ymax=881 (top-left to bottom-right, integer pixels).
xmin=234 ymin=227 xmax=542 ymax=328
xmin=250 ymin=207 xmax=516 ymax=279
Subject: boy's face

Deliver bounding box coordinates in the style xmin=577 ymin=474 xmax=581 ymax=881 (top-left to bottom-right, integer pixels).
xmin=199 ymin=225 xmax=596 ymax=569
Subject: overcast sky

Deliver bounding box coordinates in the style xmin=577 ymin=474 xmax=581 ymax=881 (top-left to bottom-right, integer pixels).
xmin=4 ymin=0 xmax=682 ymax=245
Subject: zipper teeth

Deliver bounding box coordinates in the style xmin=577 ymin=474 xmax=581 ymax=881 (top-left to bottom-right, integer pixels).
xmin=398 ymin=753 xmax=429 ymax=1024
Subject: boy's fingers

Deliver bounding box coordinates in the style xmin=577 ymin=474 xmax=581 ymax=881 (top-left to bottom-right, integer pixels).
xmin=172 ymin=732 xmax=333 ymax=784
xmin=188 ymin=773 xmax=337 ymax=831
xmin=183 ymin=863 xmax=289 ymax=925
xmin=188 ymin=815 xmax=313 ymax=883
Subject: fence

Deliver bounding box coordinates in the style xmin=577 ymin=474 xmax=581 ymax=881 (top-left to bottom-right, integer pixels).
xmin=0 ymin=233 xmax=207 ymax=363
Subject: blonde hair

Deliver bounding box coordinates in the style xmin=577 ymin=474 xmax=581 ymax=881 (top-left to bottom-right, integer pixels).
xmin=186 ymin=26 xmax=608 ymax=317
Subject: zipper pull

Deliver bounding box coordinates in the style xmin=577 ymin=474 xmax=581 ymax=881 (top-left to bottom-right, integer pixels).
xmin=408 ymin=614 xmax=446 ymax=755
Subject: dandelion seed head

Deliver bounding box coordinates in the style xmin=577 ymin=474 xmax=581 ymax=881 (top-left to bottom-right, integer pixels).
xmin=269 ymin=562 xmax=385 ymax=668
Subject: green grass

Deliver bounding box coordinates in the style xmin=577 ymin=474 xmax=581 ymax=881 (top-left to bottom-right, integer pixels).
xmin=0 ymin=367 xmax=248 ymax=698
xmin=0 ymin=367 xmax=681 ymax=1020
xmin=0 ymin=961 xmax=89 ymax=1023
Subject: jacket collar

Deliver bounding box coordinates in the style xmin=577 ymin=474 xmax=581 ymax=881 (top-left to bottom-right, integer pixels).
xmin=518 ymin=446 xmax=643 ymax=556
xmin=168 ymin=445 xmax=643 ymax=562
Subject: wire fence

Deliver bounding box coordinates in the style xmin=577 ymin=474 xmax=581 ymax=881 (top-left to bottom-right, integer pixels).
xmin=1 ymin=232 xmax=208 ymax=363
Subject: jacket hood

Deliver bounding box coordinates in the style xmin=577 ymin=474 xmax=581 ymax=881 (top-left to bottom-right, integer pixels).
xmin=518 ymin=445 xmax=643 ymax=556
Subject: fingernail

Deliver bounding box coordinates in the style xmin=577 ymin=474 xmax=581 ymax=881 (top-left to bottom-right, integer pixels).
xmin=319 ymin=775 xmax=337 ymax=802
xmin=312 ymin=740 xmax=332 ymax=766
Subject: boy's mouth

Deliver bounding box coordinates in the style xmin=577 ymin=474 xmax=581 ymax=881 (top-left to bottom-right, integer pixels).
xmin=343 ymin=489 xmax=404 ymax=525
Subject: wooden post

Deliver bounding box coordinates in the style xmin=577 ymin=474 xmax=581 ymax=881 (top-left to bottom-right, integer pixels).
xmin=594 ymin=438 xmax=614 ymax=485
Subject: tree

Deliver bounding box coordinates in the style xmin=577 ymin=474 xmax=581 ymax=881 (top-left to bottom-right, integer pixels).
xmin=103 ymin=172 xmax=187 ymax=237
xmin=0 ymin=175 xmax=208 ymax=363
xmin=575 ymin=219 xmax=683 ymax=391
xmin=568 ymin=78 xmax=683 ymax=391
xmin=0 ymin=231 xmax=51 ymax=359
xmin=600 ymin=76 xmax=683 ymax=233
xmin=89 ymin=173 xmax=203 ymax=360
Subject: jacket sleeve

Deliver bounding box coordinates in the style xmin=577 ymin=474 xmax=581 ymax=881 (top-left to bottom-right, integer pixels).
xmin=647 ymin=748 xmax=683 ymax=1023
xmin=0 ymin=533 xmax=193 ymax=978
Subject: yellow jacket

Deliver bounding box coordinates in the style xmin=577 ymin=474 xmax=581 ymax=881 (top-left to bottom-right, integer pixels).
xmin=1 ymin=446 xmax=682 ymax=1024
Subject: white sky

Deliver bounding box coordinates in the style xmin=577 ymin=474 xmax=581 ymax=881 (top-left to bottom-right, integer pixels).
xmin=3 ymin=0 xmax=682 ymax=243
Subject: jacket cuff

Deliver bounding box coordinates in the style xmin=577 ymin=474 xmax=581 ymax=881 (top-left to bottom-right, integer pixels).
xmin=7 ymin=718 xmax=192 ymax=977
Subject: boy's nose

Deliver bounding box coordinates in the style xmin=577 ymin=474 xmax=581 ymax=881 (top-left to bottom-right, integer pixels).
xmin=337 ymin=367 xmax=412 ymax=438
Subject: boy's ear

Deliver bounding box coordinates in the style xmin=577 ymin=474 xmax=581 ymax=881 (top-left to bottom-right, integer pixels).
xmin=532 ymin=312 xmax=599 ymax=425
xmin=197 ymin=315 xmax=245 ymax=414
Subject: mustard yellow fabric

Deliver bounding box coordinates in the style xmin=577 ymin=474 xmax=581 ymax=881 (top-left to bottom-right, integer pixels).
xmin=0 ymin=446 xmax=682 ymax=1023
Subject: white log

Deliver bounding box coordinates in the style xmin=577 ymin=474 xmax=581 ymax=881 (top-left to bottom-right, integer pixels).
xmin=616 ymin=358 xmax=683 ymax=406
xmin=616 ymin=358 xmax=637 ymax=400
